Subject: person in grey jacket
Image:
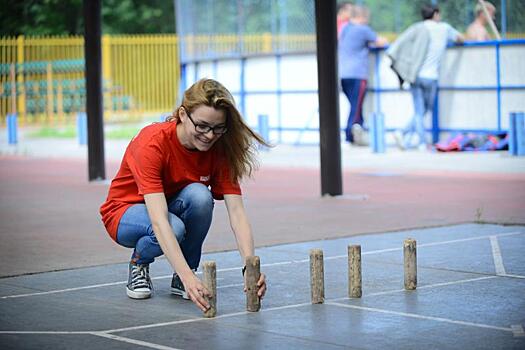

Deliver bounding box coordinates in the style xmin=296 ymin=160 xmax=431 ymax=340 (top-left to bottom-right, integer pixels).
xmin=387 ymin=3 xmax=464 ymax=150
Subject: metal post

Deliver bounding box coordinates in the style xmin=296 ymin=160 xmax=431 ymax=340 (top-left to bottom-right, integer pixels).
xmin=276 ymin=54 xmax=283 ymax=143
xmin=496 ymin=43 xmax=502 ymax=131
xmin=314 ymin=0 xmax=342 ymax=196
xmin=77 ymin=112 xmax=87 ymax=145
xmin=83 ymin=0 xmax=106 ymax=181
xmin=501 ymin=0 xmax=507 ymax=39
xmin=240 ymin=58 xmax=246 ymax=118
xmin=432 ymin=87 xmax=440 ymax=143
xmin=7 ymin=113 xmax=18 ymax=145
xmin=258 ymin=114 xmax=270 ymax=151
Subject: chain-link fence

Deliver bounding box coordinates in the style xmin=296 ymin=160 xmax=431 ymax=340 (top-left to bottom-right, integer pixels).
xmin=175 ymin=0 xmax=316 ymax=61
xmin=176 ymin=0 xmax=315 ymax=36
xmin=175 ymin=0 xmax=524 ymax=61
xmin=348 ymin=0 xmax=524 ymax=38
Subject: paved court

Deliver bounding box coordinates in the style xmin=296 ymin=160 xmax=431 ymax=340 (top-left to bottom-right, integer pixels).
xmin=1 ymin=223 xmax=524 ymax=349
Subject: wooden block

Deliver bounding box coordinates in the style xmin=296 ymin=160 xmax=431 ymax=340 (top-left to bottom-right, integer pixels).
xmin=310 ymin=249 xmax=324 ymax=304
xmin=202 ymin=261 xmax=216 ymax=318
xmin=348 ymin=245 xmax=362 ymax=298
xmin=404 ymin=238 xmax=417 ymax=290
xmin=246 ymin=256 xmax=261 ymax=312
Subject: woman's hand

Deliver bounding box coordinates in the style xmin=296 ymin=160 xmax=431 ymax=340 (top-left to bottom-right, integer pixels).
xmin=244 ymin=272 xmax=267 ymax=299
xmin=182 ymin=274 xmax=211 ymax=312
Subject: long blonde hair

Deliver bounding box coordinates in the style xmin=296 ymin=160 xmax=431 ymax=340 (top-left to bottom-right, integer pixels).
xmin=166 ymin=78 xmax=269 ymax=182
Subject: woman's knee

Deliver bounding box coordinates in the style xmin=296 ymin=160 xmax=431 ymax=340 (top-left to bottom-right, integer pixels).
xmin=185 ymin=183 xmax=214 ymax=212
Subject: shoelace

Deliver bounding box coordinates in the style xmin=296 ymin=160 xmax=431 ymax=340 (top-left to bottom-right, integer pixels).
xmin=131 ymin=265 xmax=150 ymax=289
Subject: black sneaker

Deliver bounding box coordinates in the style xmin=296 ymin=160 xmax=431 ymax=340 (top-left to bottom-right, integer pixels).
xmin=126 ymin=263 xmax=153 ymax=299
xmin=170 ymin=273 xmax=189 ymax=299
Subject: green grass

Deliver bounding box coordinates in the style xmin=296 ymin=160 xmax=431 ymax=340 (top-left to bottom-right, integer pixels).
xmin=105 ymin=126 xmax=142 ymax=140
xmin=28 ymin=126 xmax=76 ymax=138
xmin=27 ymin=125 xmax=142 ymax=140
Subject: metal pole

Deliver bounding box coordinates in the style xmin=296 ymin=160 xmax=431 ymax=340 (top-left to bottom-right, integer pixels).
xmin=83 ymin=0 xmax=106 ymax=181
xmin=175 ymin=0 xmax=186 ymax=63
xmin=314 ymin=0 xmax=342 ymax=196
xmin=501 ymin=0 xmax=507 ymax=39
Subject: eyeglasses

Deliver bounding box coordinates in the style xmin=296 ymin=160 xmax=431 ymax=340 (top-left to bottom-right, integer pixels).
xmin=185 ymin=110 xmax=228 ymax=135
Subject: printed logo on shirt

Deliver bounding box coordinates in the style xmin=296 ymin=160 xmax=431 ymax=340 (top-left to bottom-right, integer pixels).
xmin=200 ymin=175 xmax=210 ymax=182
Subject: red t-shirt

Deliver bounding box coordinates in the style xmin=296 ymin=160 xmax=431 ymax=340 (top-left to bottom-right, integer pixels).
xmin=100 ymin=121 xmax=241 ymax=241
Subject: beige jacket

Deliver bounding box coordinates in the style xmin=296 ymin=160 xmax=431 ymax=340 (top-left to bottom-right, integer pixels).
xmin=386 ymin=22 xmax=430 ymax=84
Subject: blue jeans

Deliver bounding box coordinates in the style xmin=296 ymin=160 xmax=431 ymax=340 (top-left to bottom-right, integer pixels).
xmin=341 ymin=78 xmax=368 ymax=143
xmin=116 ymin=183 xmax=214 ymax=268
xmin=400 ymin=77 xmax=438 ymax=148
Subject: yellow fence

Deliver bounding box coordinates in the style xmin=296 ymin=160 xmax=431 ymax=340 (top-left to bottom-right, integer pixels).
xmin=0 ymin=35 xmax=180 ymax=126
xmin=180 ymin=34 xmax=316 ymax=58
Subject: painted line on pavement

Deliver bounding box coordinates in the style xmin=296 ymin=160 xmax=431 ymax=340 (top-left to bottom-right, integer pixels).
xmin=92 ymin=332 xmax=182 ymax=350
xmin=1 ymin=231 xmax=523 ymax=300
xmin=329 ymin=275 xmax=498 ymax=300
xmin=490 ymin=235 xmax=507 ymax=275
xmin=326 ymin=302 xmax=513 ymax=333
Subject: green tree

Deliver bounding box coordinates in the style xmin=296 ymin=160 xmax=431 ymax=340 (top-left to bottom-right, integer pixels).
xmin=1 ymin=0 xmax=84 ymax=36
xmin=0 ymin=0 xmax=176 ymax=36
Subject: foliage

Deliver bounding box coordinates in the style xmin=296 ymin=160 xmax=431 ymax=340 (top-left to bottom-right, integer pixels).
xmin=2 ymin=0 xmax=523 ymax=37
xmin=1 ymin=0 xmax=175 ymax=36
xmin=339 ymin=0 xmax=524 ymax=35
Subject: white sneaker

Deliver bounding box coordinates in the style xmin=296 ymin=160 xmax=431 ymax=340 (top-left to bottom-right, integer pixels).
xmin=417 ymin=144 xmax=427 ymax=152
xmin=393 ymin=131 xmax=405 ymax=150
xmin=126 ymin=263 xmax=152 ymax=299
xmin=351 ymin=124 xmax=368 ymax=146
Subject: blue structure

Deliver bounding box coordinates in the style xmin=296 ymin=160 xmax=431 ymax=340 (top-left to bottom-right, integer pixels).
xmin=76 ymin=112 xmax=87 ymax=146
xmin=7 ymin=113 xmax=18 ymax=145
xmin=180 ymin=39 xmax=525 ymax=147
xmin=508 ymin=112 xmax=525 ymax=156
xmin=257 ymin=114 xmax=270 ymax=151
xmin=369 ymin=112 xmax=385 ymax=153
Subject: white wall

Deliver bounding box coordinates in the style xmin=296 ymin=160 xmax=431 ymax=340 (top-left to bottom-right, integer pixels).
xmin=183 ymin=43 xmax=525 ymax=144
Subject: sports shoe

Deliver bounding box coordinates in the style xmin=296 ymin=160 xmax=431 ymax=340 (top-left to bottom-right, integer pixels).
xmin=351 ymin=124 xmax=368 ymax=146
xmin=171 ymin=273 xmax=190 ymax=299
xmin=393 ymin=130 xmax=405 ymax=150
xmin=126 ymin=263 xmax=153 ymax=299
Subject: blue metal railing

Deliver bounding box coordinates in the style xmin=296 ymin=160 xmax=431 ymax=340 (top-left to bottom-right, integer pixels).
xmin=181 ymin=39 xmax=525 ymax=144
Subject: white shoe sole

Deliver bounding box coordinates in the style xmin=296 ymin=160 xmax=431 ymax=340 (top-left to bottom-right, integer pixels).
xmin=171 ymin=287 xmax=190 ymax=300
xmin=126 ymin=287 xmax=151 ymax=299
xmin=351 ymin=125 xmax=368 ymax=146
xmin=393 ymin=131 xmax=405 ymax=150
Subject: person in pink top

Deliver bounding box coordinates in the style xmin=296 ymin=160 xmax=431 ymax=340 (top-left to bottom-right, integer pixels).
xmin=337 ymin=1 xmax=353 ymax=37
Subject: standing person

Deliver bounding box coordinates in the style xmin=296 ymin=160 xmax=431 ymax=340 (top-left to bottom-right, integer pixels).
xmin=388 ymin=3 xmax=464 ymax=151
xmin=338 ymin=5 xmax=388 ymax=146
xmin=100 ymin=79 xmax=267 ymax=312
xmin=466 ymin=1 xmax=497 ymax=41
xmin=337 ymin=2 xmax=353 ymax=37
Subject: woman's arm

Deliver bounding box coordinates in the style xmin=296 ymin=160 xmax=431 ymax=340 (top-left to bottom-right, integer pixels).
xmin=144 ymin=192 xmax=211 ymax=311
xmin=224 ymin=194 xmax=266 ymax=298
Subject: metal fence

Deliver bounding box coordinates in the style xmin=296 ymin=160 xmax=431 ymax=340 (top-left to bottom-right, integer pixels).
xmin=175 ymin=0 xmax=316 ymax=61
xmin=0 ymin=35 xmax=180 ymax=125
xmin=176 ymin=0 xmax=525 ymax=61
